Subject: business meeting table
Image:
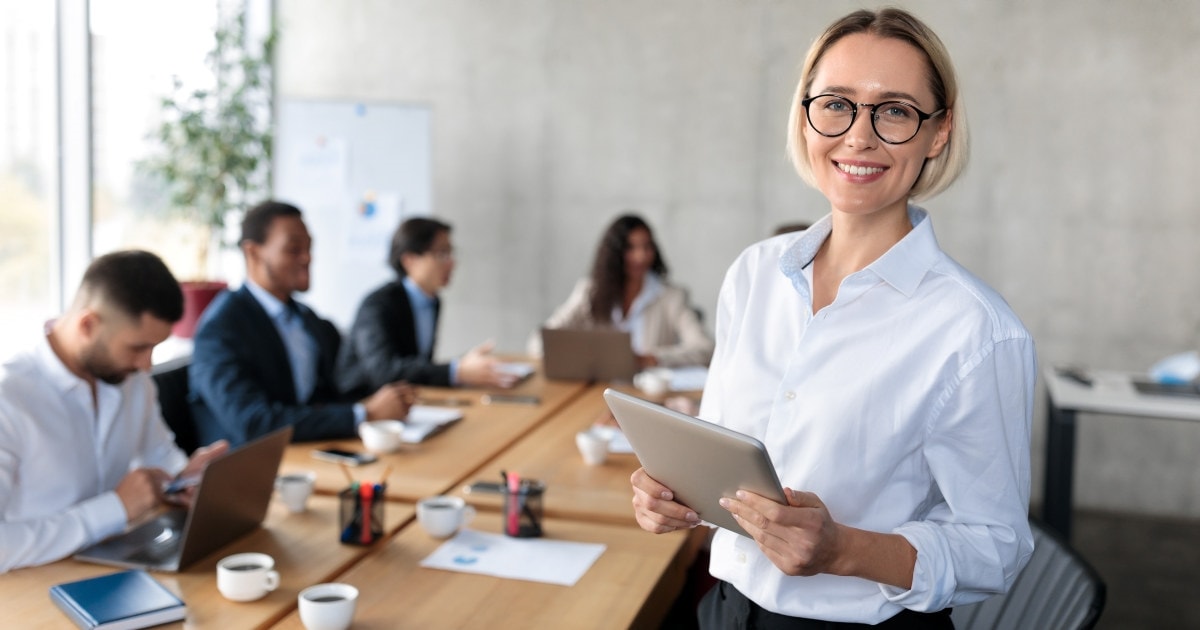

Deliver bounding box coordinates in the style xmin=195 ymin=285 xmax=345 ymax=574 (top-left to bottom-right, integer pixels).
xmin=1 ymin=363 xmax=703 ymax=629
xmin=1042 ymin=366 xmax=1200 ymax=541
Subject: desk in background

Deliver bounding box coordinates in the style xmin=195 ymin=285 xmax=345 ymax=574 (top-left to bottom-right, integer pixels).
xmin=279 ymin=375 xmax=587 ymax=502
xmin=1042 ymin=367 xmax=1200 ymax=540
xmin=0 ymin=495 xmax=415 ymax=629
xmin=269 ymin=511 xmax=694 ymax=630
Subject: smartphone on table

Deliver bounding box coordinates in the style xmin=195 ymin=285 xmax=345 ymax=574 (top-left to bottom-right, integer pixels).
xmin=312 ymin=446 xmax=378 ymax=466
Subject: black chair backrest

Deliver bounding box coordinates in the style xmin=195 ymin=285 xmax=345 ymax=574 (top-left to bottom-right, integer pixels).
xmin=951 ymin=518 xmax=1106 ymax=630
xmin=152 ymin=359 xmax=200 ymax=455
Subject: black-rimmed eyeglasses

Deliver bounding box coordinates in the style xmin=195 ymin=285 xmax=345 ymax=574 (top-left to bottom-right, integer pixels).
xmin=801 ymin=94 xmax=944 ymax=145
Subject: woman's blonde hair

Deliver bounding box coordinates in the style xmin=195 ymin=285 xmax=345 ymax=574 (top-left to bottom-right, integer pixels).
xmin=786 ymin=8 xmax=968 ymax=201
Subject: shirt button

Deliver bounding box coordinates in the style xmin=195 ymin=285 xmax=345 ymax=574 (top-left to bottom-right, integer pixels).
xmin=736 ymin=552 xmax=747 ymax=563
xmin=785 ymin=391 xmax=796 ymax=400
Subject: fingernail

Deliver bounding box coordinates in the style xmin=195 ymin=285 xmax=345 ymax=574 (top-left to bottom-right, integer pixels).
xmin=735 ymin=490 xmax=746 ymax=499
xmin=718 ymin=498 xmax=730 ymax=508
xmin=660 ymin=491 xmax=672 ymax=500
xmin=685 ymin=512 xmax=699 ymax=522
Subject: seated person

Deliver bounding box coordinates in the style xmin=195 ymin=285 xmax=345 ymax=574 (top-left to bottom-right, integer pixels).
xmin=0 ymin=250 xmax=228 ymax=573
xmin=529 ymin=213 xmax=714 ymax=368
xmin=189 ymin=200 xmax=413 ymax=447
xmin=337 ymin=217 xmax=518 ymax=396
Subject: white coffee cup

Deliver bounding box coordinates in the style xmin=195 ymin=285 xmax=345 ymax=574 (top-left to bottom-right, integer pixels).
xmin=576 ymin=428 xmax=612 ymax=466
xmin=359 ymin=419 xmax=405 ymax=454
xmin=416 ymin=495 xmax=476 ymax=538
xmin=276 ymin=471 xmax=316 ymax=513
xmin=217 ymin=552 xmax=280 ymax=602
xmin=298 ymin=583 xmax=358 ymax=630
xmin=633 ymin=369 xmax=671 ymax=397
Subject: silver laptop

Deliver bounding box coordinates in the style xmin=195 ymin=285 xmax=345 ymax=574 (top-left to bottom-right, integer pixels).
xmin=75 ymin=426 xmax=292 ymax=572
xmin=603 ymin=389 xmax=785 ymax=537
xmin=541 ymin=327 xmax=638 ymax=382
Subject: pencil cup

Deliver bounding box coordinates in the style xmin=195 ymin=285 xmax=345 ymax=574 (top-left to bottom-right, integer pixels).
xmin=502 ymin=479 xmax=545 ymax=538
xmin=337 ymin=483 xmax=385 ymax=545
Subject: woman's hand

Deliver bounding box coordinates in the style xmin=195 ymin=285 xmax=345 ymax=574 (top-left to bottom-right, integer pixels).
xmin=630 ymin=467 xmax=701 ymax=534
xmin=719 ymin=487 xmax=845 ymax=576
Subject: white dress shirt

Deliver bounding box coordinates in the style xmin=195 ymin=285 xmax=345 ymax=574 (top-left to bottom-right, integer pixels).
xmin=701 ymin=206 xmax=1036 ymax=623
xmin=245 ymin=280 xmax=318 ymax=403
xmin=0 ymin=333 xmax=187 ymax=573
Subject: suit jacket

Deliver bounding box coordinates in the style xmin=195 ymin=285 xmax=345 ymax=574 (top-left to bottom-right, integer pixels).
xmin=337 ymin=280 xmax=453 ymax=397
xmin=189 ymin=285 xmax=356 ymax=446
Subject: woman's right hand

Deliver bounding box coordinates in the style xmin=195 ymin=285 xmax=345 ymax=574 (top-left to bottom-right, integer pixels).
xmin=630 ymin=467 xmax=701 ymax=534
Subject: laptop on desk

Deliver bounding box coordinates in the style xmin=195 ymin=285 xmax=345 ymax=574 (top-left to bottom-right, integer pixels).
xmin=541 ymin=327 xmax=638 ymax=382
xmin=75 ymin=426 xmax=291 ymax=572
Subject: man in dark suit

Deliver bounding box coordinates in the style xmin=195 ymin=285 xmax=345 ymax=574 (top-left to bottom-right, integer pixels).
xmin=336 ymin=217 xmax=517 ymax=397
xmin=189 ymin=201 xmax=414 ymax=446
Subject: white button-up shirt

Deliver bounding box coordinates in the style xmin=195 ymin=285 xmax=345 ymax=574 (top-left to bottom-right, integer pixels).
xmin=701 ymin=206 xmax=1036 ymax=623
xmin=0 ymin=333 xmax=187 ymax=572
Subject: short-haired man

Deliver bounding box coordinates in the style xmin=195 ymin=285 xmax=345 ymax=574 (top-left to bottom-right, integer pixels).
xmin=189 ymin=200 xmax=413 ymax=447
xmin=336 ymin=217 xmax=518 ymax=395
xmin=0 ymin=250 xmax=228 ymax=573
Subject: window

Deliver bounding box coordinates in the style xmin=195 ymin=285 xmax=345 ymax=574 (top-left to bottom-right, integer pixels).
xmin=0 ymin=1 xmax=58 ymax=356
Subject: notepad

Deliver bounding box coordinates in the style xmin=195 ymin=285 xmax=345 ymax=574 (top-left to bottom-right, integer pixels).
xmin=402 ymin=405 xmax=465 ymax=443
xmin=49 ymin=569 xmax=186 ymax=630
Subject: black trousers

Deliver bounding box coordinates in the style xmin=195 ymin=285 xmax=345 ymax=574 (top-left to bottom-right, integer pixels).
xmin=698 ymin=581 xmax=954 ymax=630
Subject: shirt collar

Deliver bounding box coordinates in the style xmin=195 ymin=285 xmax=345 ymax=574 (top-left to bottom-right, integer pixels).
xmin=779 ymin=204 xmax=940 ymax=298
xmin=36 ymin=327 xmax=93 ymax=397
xmin=402 ymin=276 xmax=436 ymax=309
xmin=245 ymin=279 xmax=291 ymax=321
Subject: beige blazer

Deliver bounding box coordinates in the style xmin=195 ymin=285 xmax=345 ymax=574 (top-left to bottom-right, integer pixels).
xmin=528 ymin=278 xmax=714 ymax=367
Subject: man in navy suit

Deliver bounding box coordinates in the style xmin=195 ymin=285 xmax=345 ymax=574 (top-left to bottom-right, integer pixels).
xmin=189 ymin=201 xmax=414 ymax=446
xmin=336 ymin=217 xmax=517 ymax=397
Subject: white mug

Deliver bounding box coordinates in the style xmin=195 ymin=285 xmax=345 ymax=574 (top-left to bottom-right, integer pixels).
xmin=298 ymin=582 xmax=359 ymax=630
xmin=633 ymin=369 xmax=671 ymax=397
xmin=276 ymin=471 xmax=316 ymax=513
xmin=217 ymin=552 xmax=280 ymax=602
xmin=416 ymin=495 xmax=476 ymax=538
xmin=575 ymin=428 xmax=611 ymax=466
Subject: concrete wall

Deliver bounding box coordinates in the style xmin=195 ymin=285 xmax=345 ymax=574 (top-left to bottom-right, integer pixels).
xmin=276 ymin=0 xmax=1200 ymax=518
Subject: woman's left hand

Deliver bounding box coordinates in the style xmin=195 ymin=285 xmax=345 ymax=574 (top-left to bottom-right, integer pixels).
xmin=719 ymin=487 xmax=845 ymax=577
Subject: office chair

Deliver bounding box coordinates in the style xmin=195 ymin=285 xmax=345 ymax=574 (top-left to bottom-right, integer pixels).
xmin=151 ymin=358 xmax=201 ymax=455
xmin=951 ymin=518 xmax=1106 ymax=630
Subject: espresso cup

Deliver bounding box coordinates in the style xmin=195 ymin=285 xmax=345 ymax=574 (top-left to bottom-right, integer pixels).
xmin=575 ymin=428 xmax=611 ymax=466
xmin=298 ymin=583 xmax=358 ymax=630
xmin=277 ymin=471 xmax=316 ymax=513
xmin=416 ymin=495 xmax=476 ymax=538
xmin=216 ymin=552 xmax=280 ymax=602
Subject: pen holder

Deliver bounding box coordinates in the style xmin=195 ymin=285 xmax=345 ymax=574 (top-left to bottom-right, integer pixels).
xmin=502 ymin=479 xmax=545 ymax=538
xmin=338 ymin=484 xmax=385 ymax=545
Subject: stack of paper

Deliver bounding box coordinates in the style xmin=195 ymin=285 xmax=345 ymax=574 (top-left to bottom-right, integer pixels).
xmin=420 ymin=529 xmax=605 ymax=586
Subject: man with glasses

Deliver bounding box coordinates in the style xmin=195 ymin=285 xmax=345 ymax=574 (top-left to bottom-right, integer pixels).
xmin=337 ymin=217 xmax=518 ymax=395
xmin=189 ymin=200 xmax=415 ymax=447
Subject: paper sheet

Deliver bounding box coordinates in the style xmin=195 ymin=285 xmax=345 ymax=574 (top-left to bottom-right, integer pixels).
xmin=401 ymin=405 xmax=464 ymax=443
xmin=667 ymin=366 xmax=709 ymax=392
xmin=419 ymin=529 xmax=605 ymax=586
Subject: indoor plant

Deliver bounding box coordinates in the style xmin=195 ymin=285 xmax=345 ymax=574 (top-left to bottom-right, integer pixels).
xmin=139 ymin=1 xmax=275 ymax=336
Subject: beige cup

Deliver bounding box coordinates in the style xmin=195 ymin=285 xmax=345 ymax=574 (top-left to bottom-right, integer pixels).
xmin=217 ymin=552 xmax=279 ymax=602
xmin=416 ymin=495 xmax=476 ymax=538
xmin=298 ymin=583 xmax=358 ymax=630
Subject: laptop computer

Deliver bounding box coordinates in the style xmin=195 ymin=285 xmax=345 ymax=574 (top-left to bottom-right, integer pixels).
xmin=541 ymin=327 xmax=638 ymax=382
xmin=602 ymin=389 xmax=785 ymax=537
xmin=74 ymin=426 xmax=292 ymax=572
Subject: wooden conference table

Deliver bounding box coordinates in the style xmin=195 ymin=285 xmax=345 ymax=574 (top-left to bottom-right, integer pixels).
xmin=1042 ymin=366 xmax=1200 ymax=541
xmin=3 ymin=366 xmax=701 ymax=629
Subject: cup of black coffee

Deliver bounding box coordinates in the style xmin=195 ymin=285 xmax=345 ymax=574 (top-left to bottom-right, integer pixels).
xmin=298 ymin=582 xmax=358 ymax=630
xmin=216 ymin=552 xmax=279 ymax=602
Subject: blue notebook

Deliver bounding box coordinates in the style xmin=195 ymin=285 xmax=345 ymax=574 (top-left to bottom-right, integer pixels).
xmin=49 ymin=569 xmax=186 ymax=630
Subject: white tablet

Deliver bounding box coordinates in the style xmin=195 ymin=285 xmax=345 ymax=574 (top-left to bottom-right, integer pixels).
xmin=603 ymin=388 xmax=785 ymax=537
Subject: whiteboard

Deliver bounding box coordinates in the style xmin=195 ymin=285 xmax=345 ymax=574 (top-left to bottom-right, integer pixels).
xmin=273 ymin=99 xmax=432 ymax=331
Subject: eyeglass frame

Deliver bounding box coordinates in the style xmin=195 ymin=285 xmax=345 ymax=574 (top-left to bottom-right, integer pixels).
xmin=800 ymin=94 xmax=945 ymax=145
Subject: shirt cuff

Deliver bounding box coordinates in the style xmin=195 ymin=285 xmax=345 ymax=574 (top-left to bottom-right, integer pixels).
xmin=352 ymin=403 xmax=367 ymax=426
xmin=449 ymin=359 xmax=460 ymax=386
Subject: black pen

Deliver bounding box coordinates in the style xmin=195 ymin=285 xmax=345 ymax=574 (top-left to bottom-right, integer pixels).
xmin=481 ymin=394 xmax=541 ymax=405
xmin=417 ymin=396 xmax=473 ymax=407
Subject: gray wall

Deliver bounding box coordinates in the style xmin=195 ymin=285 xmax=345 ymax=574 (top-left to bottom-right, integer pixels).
xmin=277 ymin=0 xmax=1200 ymax=518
